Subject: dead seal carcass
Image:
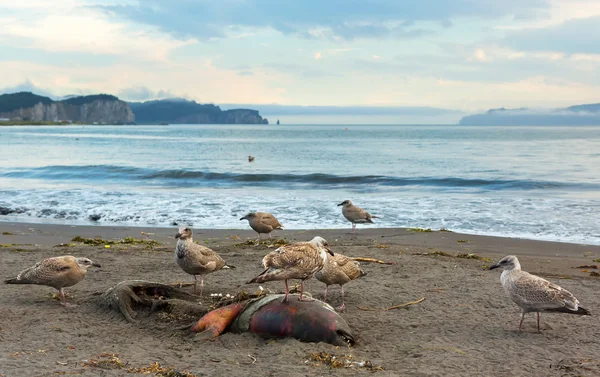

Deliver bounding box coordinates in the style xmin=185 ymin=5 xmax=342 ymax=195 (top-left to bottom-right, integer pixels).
xmin=190 ymin=294 xmax=354 ymax=346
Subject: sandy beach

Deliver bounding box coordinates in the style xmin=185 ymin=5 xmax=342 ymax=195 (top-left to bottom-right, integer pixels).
xmin=1 ymin=222 xmax=599 ymax=376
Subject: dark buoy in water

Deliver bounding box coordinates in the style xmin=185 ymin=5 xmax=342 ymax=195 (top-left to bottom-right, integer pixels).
xmin=248 ymin=155 xmax=255 ymax=162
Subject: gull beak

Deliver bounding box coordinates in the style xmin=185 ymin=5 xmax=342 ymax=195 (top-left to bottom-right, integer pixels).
xmin=489 ymin=263 xmax=499 ymax=270
xmin=175 ymin=233 xmax=181 ymax=239
xmin=92 ymin=262 xmax=102 ymax=268
xmin=337 ymin=202 xmax=343 ymax=206
xmin=325 ymin=246 xmax=334 ymax=256
xmin=240 ymin=216 xmax=247 ymax=220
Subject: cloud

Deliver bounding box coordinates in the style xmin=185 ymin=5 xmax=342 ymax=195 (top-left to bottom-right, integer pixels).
xmin=314 ymin=52 xmax=322 ymax=60
xmin=262 ymin=63 xmax=343 ymax=79
xmin=0 ymin=79 xmax=58 ymax=98
xmin=99 ymin=0 xmax=550 ymax=40
xmin=0 ymin=2 xmax=195 ymax=60
xmin=117 ymin=86 xmax=177 ymax=101
xmin=220 ymin=104 xmax=462 ymax=116
xmin=503 ymin=16 xmax=600 ymax=54
xmin=472 ymin=48 xmax=491 ymax=62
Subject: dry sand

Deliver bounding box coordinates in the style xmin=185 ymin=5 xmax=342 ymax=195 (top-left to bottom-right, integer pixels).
xmin=1 ymin=222 xmax=600 ymax=376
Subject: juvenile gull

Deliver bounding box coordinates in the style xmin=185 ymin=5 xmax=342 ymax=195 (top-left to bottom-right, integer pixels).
xmin=4 ymin=255 xmax=101 ymax=306
xmin=337 ymin=200 xmax=378 ymax=233
xmin=175 ymin=226 xmax=235 ymax=296
xmin=315 ymin=253 xmax=367 ymax=311
xmin=240 ymin=212 xmax=283 ymax=241
xmin=247 ymin=236 xmax=334 ymax=302
xmin=489 ymin=255 xmax=591 ymax=331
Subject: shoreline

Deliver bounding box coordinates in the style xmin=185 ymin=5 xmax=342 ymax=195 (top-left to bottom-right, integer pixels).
xmin=2 ymin=221 xmax=600 ymax=276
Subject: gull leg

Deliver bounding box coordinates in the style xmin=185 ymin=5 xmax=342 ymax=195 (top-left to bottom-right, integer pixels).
xmin=269 ymin=233 xmax=272 ymax=239
xmin=336 ymin=285 xmax=346 ymax=312
xmin=59 ymin=288 xmax=76 ymax=307
xmin=193 ymin=275 xmax=198 ymax=295
xmin=200 ymin=275 xmax=205 ymax=297
xmin=519 ymin=313 xmax=525 ymax=331
xmin=299 ymin=281 xmax=313 ymax=302
xmin=283 ymin=280 xmax=289 ymax=303
xmin=537 ymin=312 xmax=541 ymax=332
xmin=352 ymin=223 xmax=356 ymax=234
xmin=323 ymin=285 xmax=329 ymax=302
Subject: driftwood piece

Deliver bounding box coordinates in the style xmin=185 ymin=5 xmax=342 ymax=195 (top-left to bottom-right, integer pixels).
xmin=94 ymin=280 xmax=207 ymax=322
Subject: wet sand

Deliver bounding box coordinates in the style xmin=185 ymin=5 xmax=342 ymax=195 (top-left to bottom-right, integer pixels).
xmin=1 ymin=222 xmax=599 ymax=376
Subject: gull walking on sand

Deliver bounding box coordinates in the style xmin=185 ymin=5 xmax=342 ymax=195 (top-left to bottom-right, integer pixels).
xmin=247 ymin=236 xmax=334 ymax=302
xmin=240 ymin=212 xmax=283 ymax=241
xmin=338 ymin=200 xmax=378 ymax=234
xmin=4 ymin=256 xmax=101 ymax=306
xmin=489 ymin=255 xmax=591 ymax=331
xmin=315 ymin=253 xmax=367 ymax=311
xmin=175 ymin=226 xmax=235 ymax=296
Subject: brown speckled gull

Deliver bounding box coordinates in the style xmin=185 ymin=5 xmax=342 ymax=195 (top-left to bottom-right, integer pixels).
xmin=489 ymin=255 xmax=591 ymax=331
xmin=315 ymin=253 xmax=366 ymax=311
xmin=247 ymin=236 xmax=334 ymax=302
xmin=337 ymin=200 xmax=377 ymax=233
xmin=175 ymin=226 xmax=235 ymax=296
xmin=4 ymin=255 xmax=101 ymax=306
xmin=240 ymin=212 xmax=283 ymax=241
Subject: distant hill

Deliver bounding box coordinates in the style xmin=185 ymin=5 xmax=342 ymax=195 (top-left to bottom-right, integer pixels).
xmin=0 ymin=92 xmax=134 ymax=124
xmin=128 ymin=98 xmax=268 ymax=124
xmin=0 ymin=92 xmax=54 ymax=113
xmin=62 ymin=94 xmax=119 ymax=106
xmin=459 ymin=103 xmax=600 ymax=125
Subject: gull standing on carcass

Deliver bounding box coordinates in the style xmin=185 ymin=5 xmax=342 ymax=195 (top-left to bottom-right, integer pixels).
xmin=489 ymin=255 xmax=591 ymax=331
xmin=247 ymin=236 xmax=334 ymax=302
xmin=4 ymin=256 xmax=101 ymax=306
xmin=240 ymin=212 xmax=283 ymax=241
xmin=315 ymin=253 xmax=366 ymax=311
xmin=337 ymin=200 xmax=378 ymax=234
xmin=174 ymin=226 xmax=235 ymax=296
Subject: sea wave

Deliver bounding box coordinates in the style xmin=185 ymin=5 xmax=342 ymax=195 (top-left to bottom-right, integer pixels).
xmin=0 ymin=165 xmax=595 ymax=191
xmin=0 ymin=188 xmax=599 ymax=245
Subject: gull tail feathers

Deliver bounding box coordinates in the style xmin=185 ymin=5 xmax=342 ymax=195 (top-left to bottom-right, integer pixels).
xmin=223 ymin=264 xmax=236 ymax=269
xmin=246 ymin=268 xmax=281 ymax=284
xmin=4 ymin=277 xmax=26 ymax=284
xmin=548 ymin=306 xmax=591 ymax=316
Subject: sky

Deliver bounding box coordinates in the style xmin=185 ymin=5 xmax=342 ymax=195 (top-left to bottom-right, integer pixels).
xmin=1 ymin=0 xmax=599 ymax=123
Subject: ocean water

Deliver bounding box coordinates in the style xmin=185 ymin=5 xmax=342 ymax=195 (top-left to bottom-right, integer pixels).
xmin=0 ymin=124 xmax=599 ymax=245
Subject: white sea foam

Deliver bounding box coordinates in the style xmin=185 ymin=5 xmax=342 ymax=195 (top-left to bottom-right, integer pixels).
xmin=0 ymin=188 xmax=598 ymax=245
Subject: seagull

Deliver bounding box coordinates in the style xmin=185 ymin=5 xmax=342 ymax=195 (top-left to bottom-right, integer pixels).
xmin=489 ymin=255 xmax=591 ymax=331
xmin=247 ymin=236 xmax=334 ymax=302
xmin=240 ymin=212 xmax=283 ymax=241
xmin=315 ymin=253 xmax=366 ymax=311
xmin=4 ymin=255 xmax=101 ymax=306
xmin=175 ymin=226 xmax=235 ymax=296
xmin=248 ymin=155 xmax=255 ymax=162
xmin=337 ymin=200 xmax=378 ymax=233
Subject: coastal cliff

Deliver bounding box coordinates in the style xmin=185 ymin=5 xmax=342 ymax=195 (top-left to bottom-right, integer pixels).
xmin=129 ymin=98 xmax=269 ymax=124
xmin=0 ymin=92 xmax=135 ymax=124
xmin=0 ymin=92 xmax=269 ymax=125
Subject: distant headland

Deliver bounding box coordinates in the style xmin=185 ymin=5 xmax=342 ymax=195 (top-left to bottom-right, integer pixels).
xmin=459 ymin=103 xmax=600 ymax=126
xmin=0 ymin=92 xmax=269 ymax=125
